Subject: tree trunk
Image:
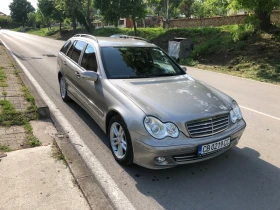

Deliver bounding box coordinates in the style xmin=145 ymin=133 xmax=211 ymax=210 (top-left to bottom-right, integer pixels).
xmin=22 ymin=17 xmax=25 ymax=28
xmin=132 ymin=17 xmax=137 ymax=36
xmin=87 ymin=0 xmax=93 ymax=32
xmin=73 ymin=16 xmax=77 ymax=33
xmin=59 ymin=21 xmax=62 ymax=34
xmin=256 ymin=11 xmax=271 ymax=31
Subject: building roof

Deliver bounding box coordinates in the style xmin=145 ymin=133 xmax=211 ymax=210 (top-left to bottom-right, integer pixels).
xmin=0 ymin=12 xmax=7 ymax=16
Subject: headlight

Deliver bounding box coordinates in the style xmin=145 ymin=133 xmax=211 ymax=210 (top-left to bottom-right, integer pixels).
xmin=144 ymin=116 xmax=179 ymax=139
xmin=230 ymin=102 xmax=242 ymax=123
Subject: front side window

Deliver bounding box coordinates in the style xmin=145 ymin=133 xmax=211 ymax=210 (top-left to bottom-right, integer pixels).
xmin=60 ymin=40 xmax=72 ymax=54
xmin=81 ymin=44 xmax=98 ymax=72
xmin=71 ymin=41 xmax=86 ymax=64
xmin=101 ymin=47 xmax=185 ymax=79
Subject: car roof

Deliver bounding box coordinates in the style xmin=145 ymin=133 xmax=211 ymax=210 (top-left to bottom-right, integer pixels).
xmin=71 ymin=35 xmax=156 ymax=47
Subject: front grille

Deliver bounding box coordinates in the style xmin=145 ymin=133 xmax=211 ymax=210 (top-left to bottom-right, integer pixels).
xmin=186 ymin=114 xmax=229 ymax=138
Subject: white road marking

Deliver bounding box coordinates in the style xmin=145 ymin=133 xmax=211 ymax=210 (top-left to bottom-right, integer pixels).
xmin=188 ymin=66 xmax=280 ymax=88
xmin=0 ymin=39 xmax=136 ymax=210
xmin=240 ymin=105 xmax=280 ymax=121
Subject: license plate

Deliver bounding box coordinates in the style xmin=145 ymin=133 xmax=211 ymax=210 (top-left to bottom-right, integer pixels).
xmin=198 ymin=137 xmax=231 ymax=156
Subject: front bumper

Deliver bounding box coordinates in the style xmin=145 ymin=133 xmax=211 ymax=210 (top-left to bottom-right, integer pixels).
xmin=131 ymin=119 xmax=246 ymax=169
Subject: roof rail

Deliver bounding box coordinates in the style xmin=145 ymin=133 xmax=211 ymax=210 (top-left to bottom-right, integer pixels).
xmin=73 ymin=34 xmax=98 ymax=42
xmin=118 ymin=35 xmax=150 ymax=43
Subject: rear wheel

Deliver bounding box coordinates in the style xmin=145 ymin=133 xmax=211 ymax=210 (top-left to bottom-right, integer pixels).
xmin=108 ymin=115 xmax=133 ymax=166
xmin=59 ymin=75 xmax=71 ymax=102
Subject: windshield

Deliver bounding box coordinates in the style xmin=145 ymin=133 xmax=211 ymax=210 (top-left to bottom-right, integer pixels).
xmin=101 ymin=47 xmax=185 ymax=79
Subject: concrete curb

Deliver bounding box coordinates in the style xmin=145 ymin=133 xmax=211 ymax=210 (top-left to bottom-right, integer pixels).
xmin=0 ymin=40 xmax=114 ymax=210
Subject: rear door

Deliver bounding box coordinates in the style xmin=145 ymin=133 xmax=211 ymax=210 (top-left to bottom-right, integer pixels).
xmin=58 ymin=40 xmax=72 ymax=77
xmin=64 ymin=40 xmax=88 ymax=105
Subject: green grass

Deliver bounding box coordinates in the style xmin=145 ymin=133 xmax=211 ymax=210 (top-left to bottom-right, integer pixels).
xmin=2 ymin=91 xmax=7 ymax=98
xmin=0 ymin=144 xmax=12 ymax=152
xmin=27 ymin=135 xmax=41 ymax=147
xmin=0 ymin=85 xmax=38 ymax=126
xmin=24 ymin=121 xmax=41 ymax=147
xmin=52 ymin=146 xmax=67 ymax=164
xmin=0 ymin=68 xmax=8 ymax=87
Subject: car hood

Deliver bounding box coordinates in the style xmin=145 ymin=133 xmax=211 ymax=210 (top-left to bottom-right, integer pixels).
xmin=109 ymin=74 xmax=232 ymax=122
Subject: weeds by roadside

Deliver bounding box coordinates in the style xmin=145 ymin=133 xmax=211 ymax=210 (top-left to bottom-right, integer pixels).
xmin=52 ymin=145 xmax=67 ymax=165
xmin=0 ymin=68 xmax=8 ymax=87
xmin=0 ymin=56 xmax=40 ymax=149
xmin=0 ymin=144 xmax=12 ymax=152
xmin=24 ymin=122 xmax=41 ymax=147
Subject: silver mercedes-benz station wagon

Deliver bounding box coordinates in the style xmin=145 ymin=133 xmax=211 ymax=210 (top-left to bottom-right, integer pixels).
xmin=57 ymin=34 xmax=246 ymax=169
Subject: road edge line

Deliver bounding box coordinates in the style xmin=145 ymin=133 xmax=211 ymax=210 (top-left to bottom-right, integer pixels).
xmin=0 ymin=39 xmax=136 ymax=210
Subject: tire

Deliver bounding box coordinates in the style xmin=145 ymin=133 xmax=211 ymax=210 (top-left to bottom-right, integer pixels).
xmin=59 ymin=75 xmax=71 ymax=102
xmin=108 ymin=115 xmax=134 ymax=166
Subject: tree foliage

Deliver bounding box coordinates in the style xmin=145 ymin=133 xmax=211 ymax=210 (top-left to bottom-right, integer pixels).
xmin=9 ymin=0 xmax=35 ymax=27
xmin=95 ymin=0 xmax=146 ymax=35
xmin=38 ymin=0 xmax=54 ymax=28
xmin=230 ymin=0 xmax=280 ymax=30
xmin=179 ymin=0 xmax=194 ymax=18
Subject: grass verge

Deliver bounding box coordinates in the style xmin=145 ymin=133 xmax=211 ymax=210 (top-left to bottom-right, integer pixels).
xmin=0 ymin=144 xmax=12 ymax=152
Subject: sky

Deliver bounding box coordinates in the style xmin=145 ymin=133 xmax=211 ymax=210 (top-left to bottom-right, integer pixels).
xmin=1 ymin=0 xmax=38 ymax=15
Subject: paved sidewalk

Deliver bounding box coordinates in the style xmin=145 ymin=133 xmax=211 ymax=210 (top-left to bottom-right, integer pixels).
xmin=0 ymin=42 xmax=90 ymax=209
xmin=0 ymin=146 xmax=90 ymax=210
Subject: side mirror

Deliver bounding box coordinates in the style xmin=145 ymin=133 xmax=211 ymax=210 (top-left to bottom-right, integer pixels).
xmin=181 ymin=66 xmax=187 ymax=72
xmin=81 ymin=71 xmax=99 ymax=82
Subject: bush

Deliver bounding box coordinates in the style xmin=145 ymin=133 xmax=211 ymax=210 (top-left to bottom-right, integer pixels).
xmin=0 ymin=16 xmax=19 ymax=29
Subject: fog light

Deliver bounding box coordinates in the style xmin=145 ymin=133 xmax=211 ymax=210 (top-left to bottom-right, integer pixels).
xmin=155 ymin=157 xmax=166 ymax=163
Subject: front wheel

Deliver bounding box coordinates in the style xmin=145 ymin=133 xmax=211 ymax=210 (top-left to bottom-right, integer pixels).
xmin=108 ymin=115 xmax=133 ymax=166
xmin=59 ymin=75 xmax=71 ymax=102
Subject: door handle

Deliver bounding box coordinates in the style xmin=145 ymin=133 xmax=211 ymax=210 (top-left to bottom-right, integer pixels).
xmin=63 ymin=61 xmax=67 ymax=66
xmin=75 ymin=72 xmax=80 ymax=78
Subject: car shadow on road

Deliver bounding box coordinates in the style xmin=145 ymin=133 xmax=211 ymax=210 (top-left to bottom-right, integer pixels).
xmin=124 ymin=146 xmax=280 ymax=210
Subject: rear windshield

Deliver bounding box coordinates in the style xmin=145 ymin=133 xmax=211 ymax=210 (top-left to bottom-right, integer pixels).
xmin=101 ymin=47 xmax=185 ymax=79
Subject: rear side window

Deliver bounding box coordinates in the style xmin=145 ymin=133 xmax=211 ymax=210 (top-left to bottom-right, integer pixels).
xmin=60 ymin=40 xmax=72 ymax=54
xmin=67 ymin=40 xmax=76 ymax=58
xmin=70 ymin=41 xmax=86 ymax=64
xmin=81 ymin=44 xmax=98 ymax=72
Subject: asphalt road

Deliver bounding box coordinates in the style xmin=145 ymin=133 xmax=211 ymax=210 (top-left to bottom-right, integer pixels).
xmin=1 ymin=30 xmax=280 ymax=210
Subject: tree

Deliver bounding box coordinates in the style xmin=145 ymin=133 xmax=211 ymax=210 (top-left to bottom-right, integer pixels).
xmin=121 ymin=0 xmax=147 ymax=36
xmin=9 ymin=0 xmax=35 ymax=27
xmin=146 ymin=0 xmax=162 ymax=16
xmin=192 ymin=0 xmax=209 ymax=18
xmin=27 ymin=12 xmax=36 ymax=27
xmin=95 ymin=0 xmax=121 ymax=26
xmin=54 ymin=0 xmax=92 ymax=32
xmin=205 ymin=0 xmax=229 ymax=16
xmin=179 ymin=0 xmax=194 ymax=18
xmin=38 ymin=0 xmax=54 ymax=29
xmin=230 ymin=0 xmax=280 ymax=31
